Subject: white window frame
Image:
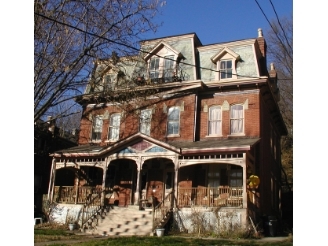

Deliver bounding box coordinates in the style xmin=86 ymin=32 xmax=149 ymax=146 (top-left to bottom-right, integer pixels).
xmin=230 ymin=104 xmax=244 ymax=135
xmin=208 ymin=105 xmax=222 ymax=136
xmin=149 ymin=55 xmax=177 ymax=82
xmin=103 ymin=73 xmax=117 ymax=91
xmin=211 ymin=47 xmax=239 ymax=81
xmin=149 ymin=57 xmax=160 ymax=79
xmin=91 ymin=115 xmax=103 ymax=142
xmin=167 ymin=106 xmax=180 ymax=136
xmin=144 ymin=42 xmax=181 ymax=83
xmin=139 ymin=109 xmax=152 ymax=135
xmin=220 ymin=60 xmax=233 ymax=79
xmin=108 ymin=113 xmax=121 ymax=141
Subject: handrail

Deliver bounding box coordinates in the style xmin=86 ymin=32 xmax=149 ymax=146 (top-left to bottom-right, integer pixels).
xmin=80 ymin=188 xmax=106 ymax=227
xmin=152 ymin=191 xmax=174 ymax=231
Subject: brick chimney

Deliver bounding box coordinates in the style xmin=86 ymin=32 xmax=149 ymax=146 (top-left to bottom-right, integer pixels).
xmin=256 ymin=28 xmax=267 ymax=76
xmin=257 ymin=28 xmax=266 ymax=58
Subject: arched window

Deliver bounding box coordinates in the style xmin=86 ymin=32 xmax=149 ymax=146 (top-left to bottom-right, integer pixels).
xmin=208 ymin=105 xmax=222 ymax=136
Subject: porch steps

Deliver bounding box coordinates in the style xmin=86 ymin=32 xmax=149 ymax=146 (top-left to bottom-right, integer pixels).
xmin=89 ymin=206 xmax=154 ymax=236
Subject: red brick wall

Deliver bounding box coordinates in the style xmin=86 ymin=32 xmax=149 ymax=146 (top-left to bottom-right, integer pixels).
xmin=199 ymin=92 xmax=260 ymax=138
xmin=79 ymin=91 xmax=262 ymax=145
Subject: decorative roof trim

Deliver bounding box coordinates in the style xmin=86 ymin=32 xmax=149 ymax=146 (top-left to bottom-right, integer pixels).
xmin=211 ymin=47 xmax=240 ymax=63
xmin=143 ymin=41 xmax=182 ymax=61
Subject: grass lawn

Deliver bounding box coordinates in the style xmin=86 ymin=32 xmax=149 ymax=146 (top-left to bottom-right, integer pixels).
xmin=34 ymin=226 xmax=293 ymax=246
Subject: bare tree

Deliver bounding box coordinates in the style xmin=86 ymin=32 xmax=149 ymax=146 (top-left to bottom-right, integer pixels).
xmin=34 ymin=0 xmax=165 ymax=122
xmin=265 ymin=15 xmax=293 ymax=190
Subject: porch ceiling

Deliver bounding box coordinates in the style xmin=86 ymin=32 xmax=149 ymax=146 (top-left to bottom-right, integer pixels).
xmin=169 ymin=138 xmax=260 ymax=154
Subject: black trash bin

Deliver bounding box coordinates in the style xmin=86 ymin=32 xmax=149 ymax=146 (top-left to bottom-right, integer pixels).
xmin=266 ymin=216 xmax=277 ymax=236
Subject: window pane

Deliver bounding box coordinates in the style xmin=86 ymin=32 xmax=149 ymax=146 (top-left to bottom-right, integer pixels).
xmin=230 ymin=105 xmax=243 ymax=134
xmin=168 ymin=107 xmax=180 ymax=120
xmin=109 ymin=114 xmax=121 ymax=140
xmin=220 ymin=60 xmax=232 ymax=79
xmin=209 ymin=106 xmax=221 ymax=135
xmin=140 ymin=109 xmax=151 ymax=135
xmin=226 ymin=69 xmax=232 ymax=78
xmin=164 ymin=56 xmax=174 ymax=70
xmin=168 ymin=122 xmax=179 ymax=135
xmin=220 ymin=61 xmax=226 ymax=69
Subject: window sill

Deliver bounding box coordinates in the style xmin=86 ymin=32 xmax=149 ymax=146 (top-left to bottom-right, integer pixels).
xmin=227 ymin=133 xmax=245 ymax=137
xmin=89 ymin=140 xmax=101 ymax=143
xmin=167 ymin=134 xmax=180 ymax=138
xmin=105 ymin=139 xmax=119 ymax=143
xmin=206 ymin=135 xmax=223 ymax=138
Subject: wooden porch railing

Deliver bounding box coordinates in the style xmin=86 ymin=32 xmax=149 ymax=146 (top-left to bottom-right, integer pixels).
xmin=178 ymin=186 xmax=243 ymax=208
xmin=54 ymin=186 xmax=103 ymax=204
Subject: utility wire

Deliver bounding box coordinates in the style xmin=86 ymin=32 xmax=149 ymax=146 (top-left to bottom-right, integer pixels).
xmin=254 ymin=0 xmax=292 ymax=61
xmin=269 ymin=0 xmax=293 ymax=52
xmin=35 ymin=11 xmax=268 ymax=80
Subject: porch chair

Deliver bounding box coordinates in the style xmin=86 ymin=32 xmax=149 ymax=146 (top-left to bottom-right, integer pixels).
xmin=214 ymin=192 xmax=229 ymax=206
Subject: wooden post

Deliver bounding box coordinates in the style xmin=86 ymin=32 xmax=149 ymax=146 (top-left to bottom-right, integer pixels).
xmin=48 ymin=158 xmax=56 ymax=202
xmin=207 ymin=186 xmax=210 ymax=207
xmin=75 ymin=172 xmax=79 ymax=204
xmin=101 ymin=165 xmax=107 ymax=207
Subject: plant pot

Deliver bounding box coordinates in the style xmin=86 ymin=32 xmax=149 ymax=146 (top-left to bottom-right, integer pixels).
xmin=68 ymin=223 xmax=75 ymax=231
xmin=155 ymin=228 xmax=165 ymax=237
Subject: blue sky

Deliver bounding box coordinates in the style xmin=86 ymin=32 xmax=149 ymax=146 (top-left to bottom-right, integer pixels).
xmin=139 ymin=0 xmax=293 ymax=45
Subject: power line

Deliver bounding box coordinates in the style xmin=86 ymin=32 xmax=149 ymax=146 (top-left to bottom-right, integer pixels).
xmin=269 ymin=0 xmax=293 ymax=51
xmin=35 ymin=11 xmax=268 ymax=80
xmin=254 ymin=0 xmax=292 ymax=61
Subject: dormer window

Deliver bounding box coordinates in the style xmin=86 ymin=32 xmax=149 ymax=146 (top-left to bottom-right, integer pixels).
xmin=149 ymin=57 xmax=160 ymax=80
xmin=220 ymin=60 xmax=232 ymax=79
xmin=211 ymin=47 xmax=240 ymax=81
xmin=103 ymin=73 xmax=116 ymax=91
xmin=144 ymin=42 xmax=183 ymax=83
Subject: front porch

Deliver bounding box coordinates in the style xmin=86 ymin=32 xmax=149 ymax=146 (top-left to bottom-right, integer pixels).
xmin=52 ymin=185 xmax=244 ymax=208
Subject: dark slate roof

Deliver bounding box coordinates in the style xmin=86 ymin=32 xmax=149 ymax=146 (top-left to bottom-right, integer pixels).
xmin=52 ymin=137 xmax=260 ymax=156
xmin=53 ymin=144 xmax=106 ymax=154
xmin=168 ymin=138 xmax=260 ymax=150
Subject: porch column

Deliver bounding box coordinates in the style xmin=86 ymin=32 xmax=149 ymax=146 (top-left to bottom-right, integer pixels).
xmin=134 ymin=158 xmax=143 ymax=205
xmin=101 ymin=164 xmax=107 ymax=207
xmin=174 ymin=167 xmax=178 ymax=208
xmin=74 ymin=170 xmax=79 ymax=204
xmin=50 ymin=161 xmax=59 ymax=202
xmin=243 ymin=158 xmax=247 ymax=208
xmin=48 ymin=158 xmax=56 ymax=202
xmin=135 ymin=167 xmax=141 ymax=205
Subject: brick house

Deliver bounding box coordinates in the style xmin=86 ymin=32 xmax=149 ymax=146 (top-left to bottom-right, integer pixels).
xmin=48 ymin=29 xmax=287 ymax=233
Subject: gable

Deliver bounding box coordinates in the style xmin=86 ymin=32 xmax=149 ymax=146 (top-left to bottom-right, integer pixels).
xmin=211 ymin=47 xmax=240 ymax=63
xmin=143 ymin=41 xmax=182 ymax=61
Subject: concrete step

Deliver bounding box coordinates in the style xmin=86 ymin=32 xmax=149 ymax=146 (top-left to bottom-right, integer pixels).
xmin=87 ymin=206 xmax=154 ymax=236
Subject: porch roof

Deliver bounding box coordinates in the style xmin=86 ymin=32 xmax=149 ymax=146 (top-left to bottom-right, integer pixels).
xmin=169 ymin=138 xmax=260 ymax=154
xmin=50 ymin=134 xmax=260 ymax=157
